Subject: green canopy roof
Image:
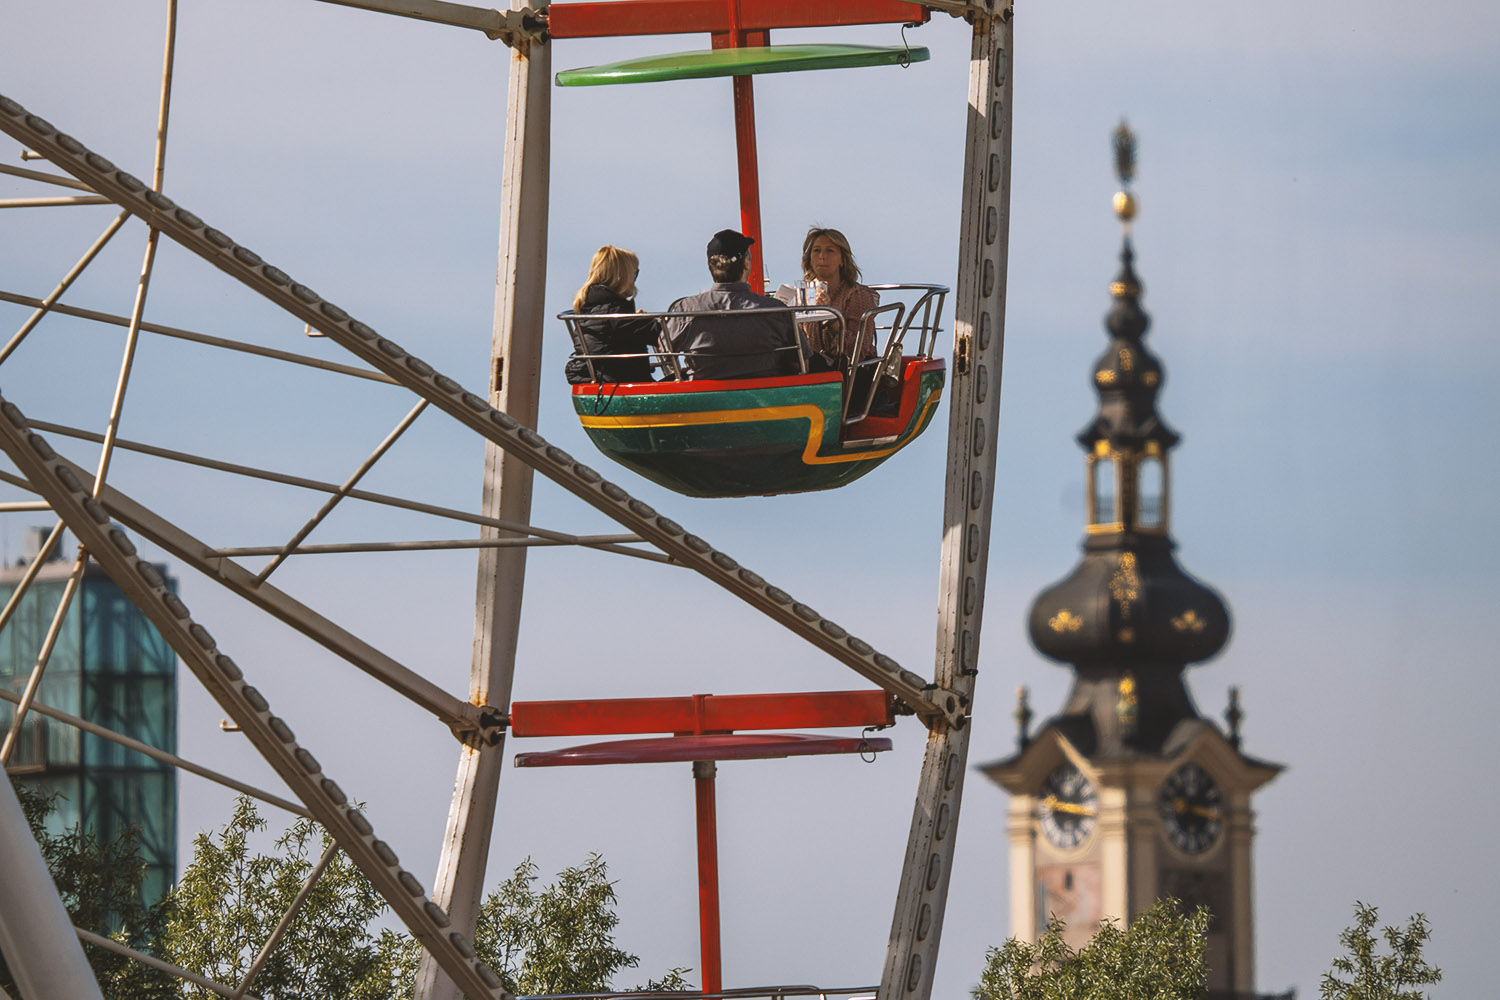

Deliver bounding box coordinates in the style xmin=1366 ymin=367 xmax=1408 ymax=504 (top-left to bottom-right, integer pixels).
xmin=556 ymin=43 xmax=929 ymax=87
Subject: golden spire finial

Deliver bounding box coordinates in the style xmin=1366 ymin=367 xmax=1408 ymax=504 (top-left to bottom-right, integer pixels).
xmin=1112 ymin=119 xmax=1137 ymax=225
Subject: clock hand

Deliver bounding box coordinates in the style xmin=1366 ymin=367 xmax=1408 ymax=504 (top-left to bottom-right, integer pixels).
xmin=1188 ymin=804 xmax=1220 ymax=821
xmin=1043 ymin=795 xmax=1098 ymax=817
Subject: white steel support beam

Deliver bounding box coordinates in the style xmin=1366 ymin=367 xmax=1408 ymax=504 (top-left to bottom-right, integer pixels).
xmin=880 ymin=9 xmax=1012 ymax=1000
xmin=0 ymin=768 xmax=107 ymax=1000
xmin=417 ymin=22 xmax=552 ymax=999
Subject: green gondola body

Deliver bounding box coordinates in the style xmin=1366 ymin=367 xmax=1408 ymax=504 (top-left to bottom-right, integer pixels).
xmin=570 ymin=358 xmax=946 ymax=498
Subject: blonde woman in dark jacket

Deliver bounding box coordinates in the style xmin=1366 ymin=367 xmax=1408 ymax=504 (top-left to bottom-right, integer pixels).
xmin=565 ymin=245 xmax=660 ymax=384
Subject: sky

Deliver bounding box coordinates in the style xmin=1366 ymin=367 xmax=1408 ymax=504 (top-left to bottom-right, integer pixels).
xmin=2 ymin=1 xmax=1498 ymax=998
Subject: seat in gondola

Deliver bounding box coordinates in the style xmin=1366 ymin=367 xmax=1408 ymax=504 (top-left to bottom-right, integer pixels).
xmin=563 ymin=285 xmax=947 ymax=498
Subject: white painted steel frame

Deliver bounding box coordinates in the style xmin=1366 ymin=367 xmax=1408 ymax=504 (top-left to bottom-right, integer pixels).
xmin=0 ymin=684 xmax=313 ymax=818
xmin=0 ymin=288 xmax=399 ymax=383
xmin=0 ymin=768 xmax=107 ymax=1000
xmin=0 ymin=194 xmax=111 ymax=207
xmin=73 ymin=928 xmax=263 ymax=999
xmin=880 ymin=7 xmax=1012 ymax=999
xmin=0 ymin=161 xmax=95 ymax=190
xmin=417 ymin=20 xmax=552 ymax=996
xmin=254 ymin=399 xmax=429 ymax=584
xmin=0 ymin=210 xmax=130 ymax=368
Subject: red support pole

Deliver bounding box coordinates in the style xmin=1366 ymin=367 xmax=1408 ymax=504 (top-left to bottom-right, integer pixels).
xmin=693 ymin=760 xmax=723 ymax=995
xmin=731 ymin=74 xmax=765 ymax=291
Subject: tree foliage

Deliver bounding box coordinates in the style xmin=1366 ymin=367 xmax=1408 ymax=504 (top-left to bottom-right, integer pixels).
xmin=5 ymin=791 xmax=689 ymax=998
xmin=1319 ymin=902 xmax=1441 ymax=1000
xmin=159 ymin=796 xmax=412 ymax=999
xmin=474 ymin=854 xmax=689 ymax=996
xmin=974 ymin=897 xmax=1210 ymax=1000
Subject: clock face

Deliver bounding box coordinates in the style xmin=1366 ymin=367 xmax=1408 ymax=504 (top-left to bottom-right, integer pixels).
xmin=1159 ymin=763 xmax=1223 ymax=854
xmin=1039 ymin=763 xmax=1098 ymax=849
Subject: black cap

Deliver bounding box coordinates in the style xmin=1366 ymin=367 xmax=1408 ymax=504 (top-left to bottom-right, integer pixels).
xmin=707 ymin=229 xmax=754 ymax=259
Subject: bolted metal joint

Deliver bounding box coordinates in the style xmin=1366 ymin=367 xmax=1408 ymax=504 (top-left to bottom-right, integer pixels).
xmin=918 ymin=686 xmax=971 ymax=732
xmin=477 ymin=706 xmax=508 ymax=746
xmin=484 ymin=6 xmax=548 ymax=46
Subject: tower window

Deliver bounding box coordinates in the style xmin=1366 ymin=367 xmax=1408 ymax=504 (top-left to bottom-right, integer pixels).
xmin=1138 ymin=455 xmax=1165 ymax=528
xmin=1090 ymin=456 xmax=1118 ymax=525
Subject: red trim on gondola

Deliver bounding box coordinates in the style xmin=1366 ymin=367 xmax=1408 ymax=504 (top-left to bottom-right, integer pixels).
xmin=546 ymin=0 xmax=928 ymax=39
xmin=845 ymin=357 xmax=946 ymax=438
xmin=513 ymin=732 xmax=893 ymax=766
xmin=509 ymin=689 xmax=894 ymax=737
xmin=570 ymin=370 xmax=843 ymax=396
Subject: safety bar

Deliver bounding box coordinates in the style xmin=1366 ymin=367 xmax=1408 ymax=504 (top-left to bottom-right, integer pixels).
xmin=560 ymin=305 xmax=844 ymax=382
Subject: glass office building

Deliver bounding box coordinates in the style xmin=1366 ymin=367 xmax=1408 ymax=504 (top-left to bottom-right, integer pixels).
xmin=1 ymin=528 xmax=177 ymax=906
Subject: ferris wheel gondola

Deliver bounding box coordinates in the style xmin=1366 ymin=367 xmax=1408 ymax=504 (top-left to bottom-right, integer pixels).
xmin=563 ymin=286 xmax=948 ymax=497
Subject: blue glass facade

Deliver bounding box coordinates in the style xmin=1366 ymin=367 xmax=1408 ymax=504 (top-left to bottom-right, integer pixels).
xmin=1 ymin=549 xmax=178 ymax=907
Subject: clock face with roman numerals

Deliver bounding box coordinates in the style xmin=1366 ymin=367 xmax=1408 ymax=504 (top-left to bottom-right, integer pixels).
xmin=1039 ymin=763 xmax=1098 ymax=849
xmin=1159 ymin=763 xmax=1223 ymax=854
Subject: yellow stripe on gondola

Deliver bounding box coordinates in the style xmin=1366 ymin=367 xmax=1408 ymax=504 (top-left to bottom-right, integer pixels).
xmin=577 ymin=397 xmax=940 ymax=466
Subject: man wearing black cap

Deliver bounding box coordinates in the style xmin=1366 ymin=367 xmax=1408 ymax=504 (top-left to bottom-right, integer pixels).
xmin=665 ymin=229 xmax=804 ymax=380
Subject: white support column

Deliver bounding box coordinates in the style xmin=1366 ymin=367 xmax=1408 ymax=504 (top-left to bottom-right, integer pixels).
xmin=416 ymin=20 xmax=551 ymax=1000
xmin=0 ymin=768 xmax=106 ymax=1000
xmin=880 ymin=7 xmax=1013 ymax=1000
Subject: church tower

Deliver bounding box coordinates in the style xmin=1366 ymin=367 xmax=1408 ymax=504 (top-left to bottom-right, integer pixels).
xmin=981 ymin=124 xmax=1282 ymax=999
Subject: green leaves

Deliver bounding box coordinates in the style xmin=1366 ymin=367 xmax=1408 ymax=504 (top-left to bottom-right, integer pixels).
xmin=159 ymin=798 xmax=408 ymax=999
xmin=475 ymin=853 xmax=655 ymax=995
xmin=974 ymin=898 xmax=1210 ymax=1000
xmin=1319 ymin=902 xmax=1441 ymax=1000
xmin=7 ymin=791 xmax=688 ymax=997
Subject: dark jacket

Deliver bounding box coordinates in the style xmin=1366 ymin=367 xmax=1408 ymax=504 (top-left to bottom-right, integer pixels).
xmin=565 ymin=284 xmax=662 ymax=384
xmin=665 ymin=283 xmax=804 ymax=381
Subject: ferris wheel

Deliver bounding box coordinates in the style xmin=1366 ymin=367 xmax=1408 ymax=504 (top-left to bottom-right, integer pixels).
xmin=0 ymin=1 xmax=1013 ymax=998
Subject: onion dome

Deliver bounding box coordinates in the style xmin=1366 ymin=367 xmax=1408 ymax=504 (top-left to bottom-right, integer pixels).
xmin=1025 ymin=122 xmax=1231 ymax=755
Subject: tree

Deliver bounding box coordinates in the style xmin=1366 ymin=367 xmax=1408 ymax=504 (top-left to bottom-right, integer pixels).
xmin=159 ymin=796 xmax=412 ymax=999
xmin=474 ymin=854 xmax=689 ymax=995
xmin=5 ymin=790 xmax=689 ymax=998
xmin=160 ymin=797 xmax=689 ymax=998
xmin=1320 ymin=902 xmax=1441 ymax=1000
xmin=974 ymin=897 xmax=1210 ymax=1000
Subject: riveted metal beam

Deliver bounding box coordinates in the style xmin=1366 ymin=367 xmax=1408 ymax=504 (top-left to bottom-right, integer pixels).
xmin=879 ymin=9 xmax=1012 ymax=999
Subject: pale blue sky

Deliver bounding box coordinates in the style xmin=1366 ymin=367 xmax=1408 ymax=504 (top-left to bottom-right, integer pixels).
xmin=3 ymin=1 xmax=1497 ymax=997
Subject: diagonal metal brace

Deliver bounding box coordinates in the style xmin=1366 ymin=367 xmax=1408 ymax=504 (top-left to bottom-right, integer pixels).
xmin=0 ymin=396 xmax=514 ymax=999
xmin=312 ymin=0 xmax=548 ymax=45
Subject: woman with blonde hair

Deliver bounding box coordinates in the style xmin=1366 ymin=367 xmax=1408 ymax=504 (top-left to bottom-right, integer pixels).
xmin=565 ymin=245 xmax=660 ymax=384
xmin=800 ymin=227 xmax=879 ymax=366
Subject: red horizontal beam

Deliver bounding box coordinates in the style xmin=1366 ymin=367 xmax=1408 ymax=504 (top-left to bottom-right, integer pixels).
xmin=514 ymin=732 xmax=894 ymax=766
xmin=547 ymin=0 xmax=928 ymax=39
xmin=509 ymin=690 xmax=895 ymax=737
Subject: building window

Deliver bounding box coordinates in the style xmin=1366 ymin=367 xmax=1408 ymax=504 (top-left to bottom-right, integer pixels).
xmin=1090 ymin=455 xmax=1118 ymax=526
xmin=1138 ymin=455 xmax=1165 ymax=529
